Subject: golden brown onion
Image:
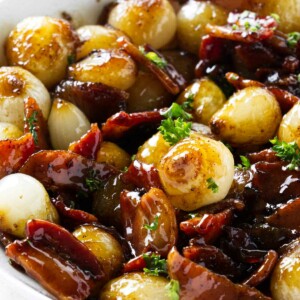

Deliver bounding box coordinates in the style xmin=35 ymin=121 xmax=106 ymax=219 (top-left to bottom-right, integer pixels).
xmin=6 ymin=16 xmax=78 ymax=88
xmin=157 ymin=133 xmax=234 ymax=211
xmin=108 ymin=0 xmax=177 ymax=49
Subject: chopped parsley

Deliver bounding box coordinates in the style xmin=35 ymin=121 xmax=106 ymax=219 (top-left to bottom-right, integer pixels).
xmin=166 ymin=279 xmax=180 ymax=300
xmin=181 ymin=93 xmax=194 ymax=111
xmin=207 ymin=178 xmax=219 ymax=193
xmin=143 ymin=214 xmax=160 ymax=231
xmin=143 ymin=253 xmax=168 ymax=276
xmin=85 ymin=169 xmax=103 ymax=192
xmin=139 ymin=46 xmax=167 ymax=69
xmin=297 ymin=74 xmax=300 ymax=83
xmin=161 ymin=102 xmax=192 ymax=120
xmin=287 ymin=32 xmax=300 ymax=48
xmin=27 ymin=111 xmax=38 ymax=145
xmin=159 ymin=99 xmax=193 ymax=146
xmin=270 ymin=137 xmax=300 ymax=170
xmin=159 ymin=118 xmax=192 ymax=146
xmin=236 ymin=155 xmax=251 ymax=170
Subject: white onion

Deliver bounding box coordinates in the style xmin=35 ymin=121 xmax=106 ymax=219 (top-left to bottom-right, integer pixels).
xmin=0 ymin=173 xmax=59 ymax=238
xmin=0 ymin=66 xmax=51 ymax=130
xmin=48 ymin=98 xmax=90 ymax=150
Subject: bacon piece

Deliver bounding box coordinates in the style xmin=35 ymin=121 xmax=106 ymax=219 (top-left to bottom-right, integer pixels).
xmin=51 ymin=196 xmax=98 ymax=229
xmin=101 ymin=110 xmax=163 ymax=140
xmin=0 ymin=133 xmax=35 ymax=179
xmin=118 ymin=37 xmax=181 ymax=95
xmin=226 ymin=72 xmax=264 ymax=89
xmin=183 ymin=244 xmax=242 ymax=281
xmin=19 ymin=150 xmax=118 ymax=193
xmin=251 ymin=161 xmax=300 ymax=205
xmin=247 ymin=148 xmax=280 ymax=164
xmin=265 ymin=198 xmax=300 ymax=230
xmin=267 ymin=86 xmax=299 ymax=113
xmin=123 ymin=253 xmax=147 ymax=273
xmin=54 ymin=80 xmax=128 ymax=123
xmin=199 ymin=35 xmax=226 ymax=61
xmin=206 ymin=12 xmax=278 ymax=43
xmin=180 ymin=209 xmax=233 ymax=244
xmin=6 ymin=220 xmax=104 ymax=299
xmin=24 ymin=97 xmax=49 ymax=150
xmin=26 ymin=220 xmax=102 ymax=276
xmin=68 ymin=123 xmax=102 ymax=160
xmin=243 ymin=250 xmax=278 ymax=287
xmin=168 ymin=248 xmax=271 ymax=300
xmin=120 ymin=188 xmax=177 ymax=257
xmin=122 ymin=160 xmax=162 ymax=190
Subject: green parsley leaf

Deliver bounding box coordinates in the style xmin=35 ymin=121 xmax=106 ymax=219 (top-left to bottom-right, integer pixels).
xmin=162 ymin=102 xmax=192 ymax=121
xmin=139 ymin=46 xmax=168 ymax=69
xmin=237 ymin=155 xmax=251 ymax=170
xmin=270 ymin=13 xmax=280 ymax=23
xmin=270 ymin=137 xmax=300 ymax=170
xmin=166 ymin=279 xmax=180 ymax=300
xmin=85 ymin=169 xmax=103 ymax=192
xmin=207 ymin=178 xmax=219 ymax=193
xmin=143 ymin=253 xmax=168 ymax=276
xmin=181 ymin=93 xmax=194 ymax=111
xmin=297 ymin=74 xmax=300 ymax=83
xmin=143 ymin=214 xmax=160 ymax=231
xmin=27 ymin=111 xmax=38 ymax=145
xmin=287 ymin=32 xmax=300 ymax=48
xmin=159 ymin=118 xmax=192 ymax=146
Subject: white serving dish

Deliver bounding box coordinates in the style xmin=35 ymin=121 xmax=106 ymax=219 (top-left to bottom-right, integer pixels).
xmin=0 ymin=0 xmax=109 ymax=298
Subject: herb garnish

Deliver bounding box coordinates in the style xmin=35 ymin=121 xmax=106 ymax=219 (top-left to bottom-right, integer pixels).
xmin=287 ymin=32 xmax=300 ymax=48
xmin=139 ymin=46 xmax=167 ymax=69
xmin=27 ymin=111 xmax=38 ymax=144
xmin=143 ymin=214 xmax=160 ymax=231
xmin=143 ymin=253 xmax=168 ymax=276
xmin=270 ymin=137 xmax=300 ymax=170
xmin=166 ymin=279 xmax=180 ymax=300
xmin=159 ymin=99 xmax=193 ymax=146
xmin=236 ymin=155 xmax=251 ymax=170
xmin=207 ymin=178 xmax=219 ymax=193
xmin=85 ymin=169 xmax=103 ymax=192
xmin=159 ymin=118 xmax=192 ymax=146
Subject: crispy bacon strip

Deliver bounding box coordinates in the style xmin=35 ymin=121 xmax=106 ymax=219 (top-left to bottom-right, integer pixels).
xmin=68 ymin=123 xmax=102 ymax=160
xmin=101 ymin=110 xmax=163 ymax=140
xmin=19 ymin=150 xmax=118 ymax=193
xmin=118 ymin=37 xmax=180 ymax=95
xmin=0 ymin=133 xmax=35 ymax=179
xmin=24 ymin=97 xmax=49 ymax=150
